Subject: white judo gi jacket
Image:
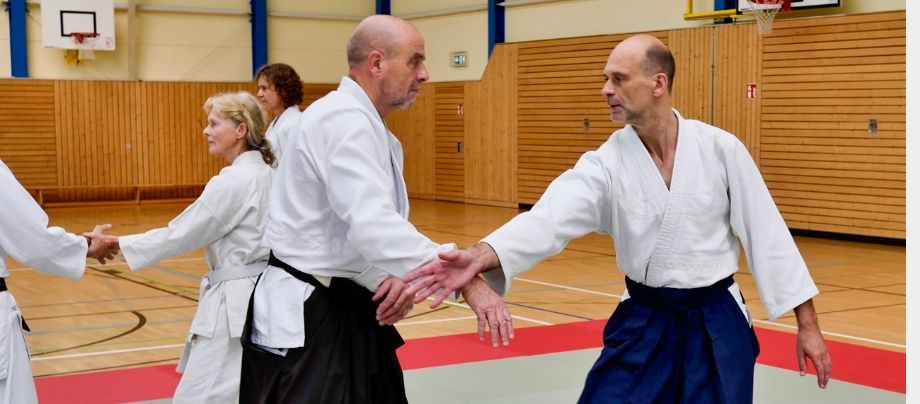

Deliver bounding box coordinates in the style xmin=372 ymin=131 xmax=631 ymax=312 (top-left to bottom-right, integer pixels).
xmin=120 ymin=151 xmax=271 ymax=354
xmin=252 ymin=76 xmax=454 ymax=349
xmin=0 ymin=159 xmax=87 ymax=404
xmin=265 ymin=105 xmax=301 ymax=163
xmin=482 ymin=110 xmax=818 ymax=320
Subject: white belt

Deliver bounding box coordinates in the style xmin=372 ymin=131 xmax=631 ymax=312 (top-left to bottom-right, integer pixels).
xmin=204 ymin=261 xmax=267 ymax=285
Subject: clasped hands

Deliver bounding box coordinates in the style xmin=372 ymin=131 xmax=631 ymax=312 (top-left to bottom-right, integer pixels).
xmin=82 ymin=224 xmax=120 ymax=264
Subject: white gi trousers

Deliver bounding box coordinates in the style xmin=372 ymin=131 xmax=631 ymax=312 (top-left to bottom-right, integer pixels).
xmin=173 ymin=298 xmax=241 ymax=404
xmin=0 ymin=292 xmax=36 ymax=404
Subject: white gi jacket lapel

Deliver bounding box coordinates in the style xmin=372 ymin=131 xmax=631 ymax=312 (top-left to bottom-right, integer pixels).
xmin=387 ymin=135 xmax=409 ymax=218
xmin=637 ymin=110 xmax=697 ymax=286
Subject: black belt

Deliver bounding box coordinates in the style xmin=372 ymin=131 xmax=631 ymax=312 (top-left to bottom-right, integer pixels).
xmin=0 ymin=278 xmax=28 ymax=331
xmin=625 ymin=275 xmax=735 ymax=309
xmin=267 ymin=252 xmax=404 ymax=349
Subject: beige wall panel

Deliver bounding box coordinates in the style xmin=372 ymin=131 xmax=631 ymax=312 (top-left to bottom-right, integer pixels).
xmin=0 ymin=27 xmax=9 ymax=78
xmin=411 ymin=12 xmax=488 ymax=82
xmin=395 ymin=0 xmax=484 ymax=15
xmin=506 ymin=0 xmax=712 ymax=43
xmin=269 ymin=0 xmax=373 ymax=16
xmin=144 ymin=0 xmax=248 ymax=8
xmin=267 ymin=18 xmax=354 ymax=84
xmin=136 ymin=13 xmax=251 ymax=81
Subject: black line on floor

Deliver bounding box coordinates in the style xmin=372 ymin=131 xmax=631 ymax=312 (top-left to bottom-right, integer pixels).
xmin=26 ymin=304 xmax=197 ymax=321
xmin=88 ymin=266 xmax=199 ymax=303
xmin=32 ymin=311 xmax=148 ymax=357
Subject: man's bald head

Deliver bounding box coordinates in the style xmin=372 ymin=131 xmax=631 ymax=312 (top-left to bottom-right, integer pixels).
xmin=347 ymin=15 xmax=419 ymax=68
xmin=616 ymin=35 xmax=675 ymax=93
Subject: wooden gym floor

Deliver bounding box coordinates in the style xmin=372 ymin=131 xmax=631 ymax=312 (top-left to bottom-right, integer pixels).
xmin=5 ymin=199 xmax=905 ymax=402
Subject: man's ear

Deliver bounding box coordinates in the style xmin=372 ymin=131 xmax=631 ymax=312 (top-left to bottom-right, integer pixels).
xmin=368 ymin=50 xmax=385 ymax=78
xmin=652 ymin=72 xmax=669 ymax=97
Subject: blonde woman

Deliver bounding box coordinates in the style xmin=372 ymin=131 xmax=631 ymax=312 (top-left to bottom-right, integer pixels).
xmin=95 ymin=92 xmax=273 ymax=403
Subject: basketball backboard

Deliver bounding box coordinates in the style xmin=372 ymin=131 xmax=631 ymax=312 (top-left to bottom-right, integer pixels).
xmin=738 ymin=0 xmax=841 ymax=13
xmin=40 ymin=0 xmax=115 ymax=51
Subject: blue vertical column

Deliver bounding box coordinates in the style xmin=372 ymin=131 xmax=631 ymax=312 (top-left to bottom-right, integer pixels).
xmin=8 ymin=0 xmax=28 ymax=77
xmin=488 ymin=0 xmax=504 ymax=56
xmin=714 ymin=0 xmax=737 ymax=24
xmin=250 ymin=0 xmax=268 ymax=75
xmin=376 ymin=0 xmax=391 ymax=15
xmin=715 ymin=0 xmax=737 ymax=11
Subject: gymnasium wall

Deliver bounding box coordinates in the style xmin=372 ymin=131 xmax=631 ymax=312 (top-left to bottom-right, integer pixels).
xmin=0 ymin=2 xmax=905 ymax=238
xmin=0 ymin=0 xmax=362 ymax=82
xmin=389 ymin=10 xmax=904 ymax=239
xmin=1 ymin=1 xmax=903 ymax=82
xmin=0 ymin=80 xmax=336 ymax=204
xmin=759 ymin=12 xmax=905 ymax=238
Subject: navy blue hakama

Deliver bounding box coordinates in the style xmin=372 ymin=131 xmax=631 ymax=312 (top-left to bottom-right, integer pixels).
xmin=578 ymin=275 xmax=759 ymax=404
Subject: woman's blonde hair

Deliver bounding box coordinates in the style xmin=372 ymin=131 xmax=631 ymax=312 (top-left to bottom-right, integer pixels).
xmin=203 ymin=91 xmax=276 ymax=166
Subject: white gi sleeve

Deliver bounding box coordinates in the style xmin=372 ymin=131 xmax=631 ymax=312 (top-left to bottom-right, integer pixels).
xmin=482 ymin=151 xmax=613 ymax=295
xmin=315 ymin=108 xmax=451 ymax=278
xmin=0 ymin=161 xmax=86 ymax=279
xmin=727 ymin=139 xmax=818 ymax=320
xmin=119 ymin=175 xmax=241 ymax=270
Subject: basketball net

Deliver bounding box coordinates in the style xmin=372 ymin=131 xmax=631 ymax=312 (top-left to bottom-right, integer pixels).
xmin=749 ymin=0 xmax=790 ymax=35
xmin=65 ymin=32 xmax=99 ymax=65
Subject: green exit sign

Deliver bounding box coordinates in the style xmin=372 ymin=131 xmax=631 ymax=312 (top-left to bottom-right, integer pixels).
xmin=450 ymin=51 xmax=467 ymax=67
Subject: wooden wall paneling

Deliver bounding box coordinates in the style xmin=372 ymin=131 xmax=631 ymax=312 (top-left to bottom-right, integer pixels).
xmin=434 ymin=82 xmax=466 ymax=202
xmin=760 ymin=11 xmax=905 ymax=238
xmin=0 ymin=80 xmax=57 ymax=196
xmin=40 ymin=81 xmax=259 ymax=203
xmin=668 ymin=28 xmax=712 ymax=123
xmin=713 ymin=23 xmax=762 ymax=161
xmin=387 ymin=84 xmax=436 ymax=200
xmin=53 ymin=80 xmax=64 ymax=198
xmin=464 ymin=43 xmax=518 ymax=207
xmin=516 ymin=33 xmax=667 ymax=204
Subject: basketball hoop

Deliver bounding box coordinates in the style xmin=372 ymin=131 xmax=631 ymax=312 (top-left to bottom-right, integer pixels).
xmin=65 ymin=32 xmax=99 ymax=65
xmin=749 ymin=0 xmax=790 ymax=35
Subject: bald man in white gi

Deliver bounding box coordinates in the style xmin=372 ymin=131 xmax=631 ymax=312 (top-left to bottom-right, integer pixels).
xmin=239 ymin=15 xmax=513 ymax=404
xmin=408 ymin=35 xmax=832 ymax=403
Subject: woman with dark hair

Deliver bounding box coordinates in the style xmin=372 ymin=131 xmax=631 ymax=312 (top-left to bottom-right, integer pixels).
xmin=255 ymin=63 xmax=303 ymax=162
xmin=94 ymin=92 xmax=274 ymax=403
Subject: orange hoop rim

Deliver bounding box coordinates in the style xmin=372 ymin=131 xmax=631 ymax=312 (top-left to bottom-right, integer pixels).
xmin=748 ymin=0 xmax=791 ymax=11
xmin=68 ymin=32 xmax=100 ymax=44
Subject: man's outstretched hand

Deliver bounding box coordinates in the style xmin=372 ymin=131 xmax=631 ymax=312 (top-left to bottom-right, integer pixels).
xmin=406 ymin=243 xmax=498 ymax=308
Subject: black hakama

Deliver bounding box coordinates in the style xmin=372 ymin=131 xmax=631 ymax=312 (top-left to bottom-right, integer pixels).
xmin=240 ymin=254 xmax=408 ymax=404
